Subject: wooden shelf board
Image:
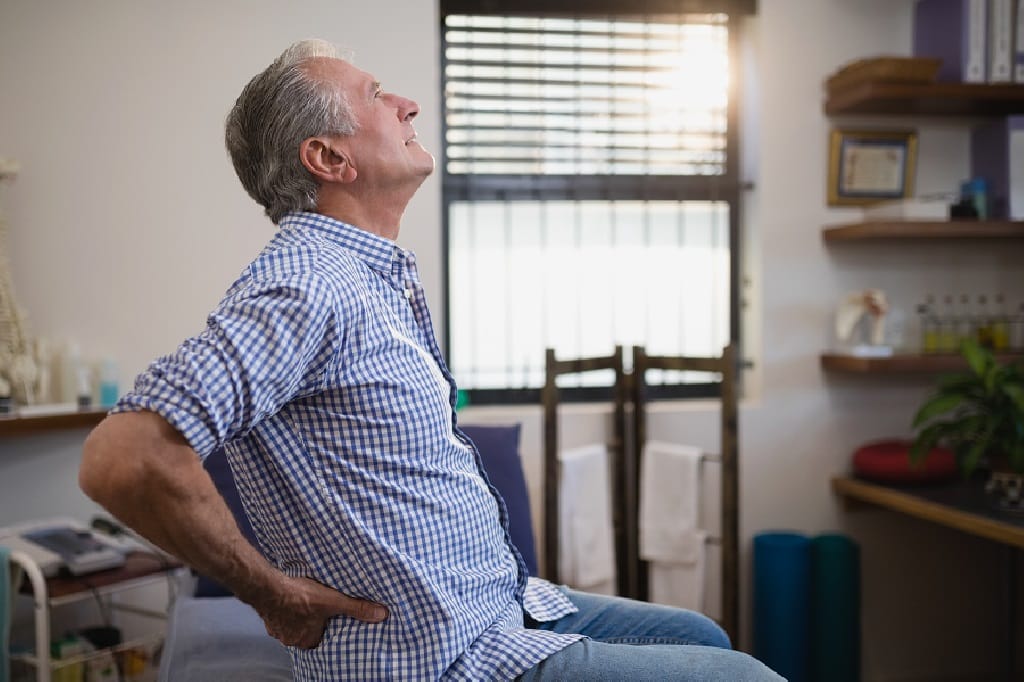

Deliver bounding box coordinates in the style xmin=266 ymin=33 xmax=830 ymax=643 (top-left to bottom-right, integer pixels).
xmin=0 ymin=409 xmax=107 ymax=438
xmin=825 ymin=81 xmax=1024 ymax=116
xmin=832 ymin=476 xmax=1024 ymax=550
xmin=821 ymin=352 xmax=1024 ymax=373
xmin=27 ymin=551 xmax=182 ymax=600
xmin=822 ymin=220 xmax=1024 ymax=242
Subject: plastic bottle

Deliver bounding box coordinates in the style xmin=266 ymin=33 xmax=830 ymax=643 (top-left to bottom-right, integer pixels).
xmin=919 ymin=295 xmax=940 ymax=353
xmin=975 ymin=294 xmax=993 ymax=348
xmin=992 ymin=293 xmax=1010 ymax=351
xmin=99 ymin=357 xmax=119 ymax=408
xmin=76 ymin=362 xmax=93 ymax=409
xmin=1012 ymin=303 xmax=1024 ymax=351
xmin=939 ymin=295 xmax=958 ymax=352
xmin=960 ymin=177 xmax=988 ymax=219
xmin=956 ymin=294 xmax=974 ymax=348
xmin=61 ymin=341 xmax=84 ymax=405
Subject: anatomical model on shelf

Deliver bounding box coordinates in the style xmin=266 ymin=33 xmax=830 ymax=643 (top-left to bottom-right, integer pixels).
xmin=835 ymin=288 xmax=894 ymax=357
xmin=0 ymin=157 xmax=43 ymax=406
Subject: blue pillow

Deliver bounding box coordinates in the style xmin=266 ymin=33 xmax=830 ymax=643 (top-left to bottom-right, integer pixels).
xmin=195 ymin=423 xmax=539 ymax=596
xmin=459 ymin=423 xmax=538 ymax=576
xmin=195 ymin=447 xmax=259 ymax=597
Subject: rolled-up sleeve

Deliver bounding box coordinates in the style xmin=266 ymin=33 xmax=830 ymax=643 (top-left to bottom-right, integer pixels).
xmin=113 ymin=270 xmax=339 ymax=458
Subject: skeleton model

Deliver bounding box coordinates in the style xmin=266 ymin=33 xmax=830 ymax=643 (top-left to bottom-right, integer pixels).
xmin=0 ymin=157 xmax=41 ymax=405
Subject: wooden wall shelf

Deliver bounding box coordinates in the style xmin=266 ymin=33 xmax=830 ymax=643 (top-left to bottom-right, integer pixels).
xmin=821 ymin=352 xmax=1024 ymax=374
xmin=822 ymin=220 xmax=1024 ymax=242
xmin=832 ymin=476 xmax=1024 ymax=550
xmin=0 ymin=409 xmax=107 ymax=438
xmin=825 ymin=81 xmax=1024 ymax=116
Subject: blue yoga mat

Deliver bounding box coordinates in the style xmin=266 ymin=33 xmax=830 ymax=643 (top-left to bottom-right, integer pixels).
xmin=810 ymin=533 xmax=860 ymax=682
xmin=754 ymin=531 xmax=811 ymax=682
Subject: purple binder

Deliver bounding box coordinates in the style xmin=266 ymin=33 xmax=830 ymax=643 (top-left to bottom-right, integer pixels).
xmin=913 ymin=0 xmax=987 ymax=82
xmin=971 ymin=116 xmax=1024 ymax=220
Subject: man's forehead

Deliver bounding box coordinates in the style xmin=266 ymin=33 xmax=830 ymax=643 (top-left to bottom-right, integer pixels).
xmin=303 ymin=56 xmax=373 ymax=88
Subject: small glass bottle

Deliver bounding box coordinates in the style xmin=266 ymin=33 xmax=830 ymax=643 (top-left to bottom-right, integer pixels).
xmin=99 ymin=358 xmax=119 ymax=408
xmin=956 ymin=293 xmax=975 ymax=348
xmin=975 ymin=294 xmax=993 ymax=349
xmin=992 ymin=293 xmax=1010 ymax=351
xmin=919 ymin=295 xmax=940 ymax=353
xmin=1012 ymin=303 xmax=1024 ymax=351
xmin=940 ymin=295 xmax=958 ymax=352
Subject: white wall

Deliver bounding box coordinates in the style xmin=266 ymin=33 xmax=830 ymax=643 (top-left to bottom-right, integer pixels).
xmin=2 ymin=1 xmax=1022 ymax=679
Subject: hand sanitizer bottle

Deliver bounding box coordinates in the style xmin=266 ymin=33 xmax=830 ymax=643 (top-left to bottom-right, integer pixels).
xmin=99 ymin=357 xmax=119 ymax=408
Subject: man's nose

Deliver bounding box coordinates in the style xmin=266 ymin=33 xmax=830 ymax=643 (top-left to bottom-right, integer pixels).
xmin=395 ymin=95 xmax=419 ymax=122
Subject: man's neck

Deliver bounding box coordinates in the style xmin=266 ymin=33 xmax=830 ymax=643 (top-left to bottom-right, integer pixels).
xmin=316 ymin=186 xmax=417 ymax=241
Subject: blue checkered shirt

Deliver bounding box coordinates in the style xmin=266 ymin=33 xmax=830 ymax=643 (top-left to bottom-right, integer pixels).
xmin=115 ymin=212 xmax=581 ymax=680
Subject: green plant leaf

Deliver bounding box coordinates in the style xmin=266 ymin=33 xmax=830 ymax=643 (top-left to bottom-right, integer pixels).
xmin=1003 ymin=383 xmax=1024 ymax=414
xmin=909 ymin=424 xmax=945 ymax=464
xmin=953 ymin=413 xmax=986 ymax=439
xmin=937 ymin=373 xmax=981 ymax=393
xmin=961 ymin=338 xmax=990 ymax=378
xmin=912 ymin=393 xmax=967 ymax=427
xmin=1010 ymin=440 xmax=1024 ymax=474
xmin=960 ymin=424 xmax=994 ymax=477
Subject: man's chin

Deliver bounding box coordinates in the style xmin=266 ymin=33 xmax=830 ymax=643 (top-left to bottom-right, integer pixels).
xmin=417 ymin=154 xmax=436 ymax=177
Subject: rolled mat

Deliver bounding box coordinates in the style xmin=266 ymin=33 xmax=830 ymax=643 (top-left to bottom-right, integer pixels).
xmin=810 ymin=533 xmax=860 ymax=682
xmin=753 ymin=532 xmax=811 ymax=682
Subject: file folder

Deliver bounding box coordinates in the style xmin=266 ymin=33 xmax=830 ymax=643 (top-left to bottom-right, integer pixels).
xmin=989 ymin=0 xmax=1013 ymax=82
xmin=1016 ymin=0 xmax=1024 ymax=81
xmin=971 ymin=116 xmax=1024 ymax=220
xmin=913 ymin=0 xmax=988 ymax=82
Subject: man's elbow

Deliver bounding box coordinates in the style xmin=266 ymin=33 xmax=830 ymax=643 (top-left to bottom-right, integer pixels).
xmin=79 ymin=419 xmax=139 ymax=508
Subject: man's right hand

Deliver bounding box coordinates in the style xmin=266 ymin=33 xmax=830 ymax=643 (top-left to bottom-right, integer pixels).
xmin=79 ymin=413 xmax=388 ymax=650
xmin=258 ymin=575 xmax=389 ymax=649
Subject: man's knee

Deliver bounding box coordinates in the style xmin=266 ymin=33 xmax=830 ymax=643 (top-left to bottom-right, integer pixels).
xmin=518 ymin=641 xmax=785 ymax=681
xmin=715 ymin=648 xmax=786 ymax=680
xmin=680 ymin=610 xmax=731 ymax=649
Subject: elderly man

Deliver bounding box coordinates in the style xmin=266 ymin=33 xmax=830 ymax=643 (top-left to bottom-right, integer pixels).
xmin=79 ymin=39 xmax=781 ymax=681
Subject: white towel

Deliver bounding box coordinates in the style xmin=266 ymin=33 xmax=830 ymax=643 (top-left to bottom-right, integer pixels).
xmin=558 ymin=444 xmax=616 ymax=592
xmin=640 ymin=441 xmax=703 ymax=563
xmin=640 ymin=441 xmax=706 ymax=611
xmin=648 ymin=541 xmax=707 ymax=612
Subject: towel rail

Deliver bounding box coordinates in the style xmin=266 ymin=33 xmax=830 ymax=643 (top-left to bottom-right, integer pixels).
xmin=631 ymin=344 xmax=738 ymax=643
xmin=542 ymin=346 xmax=628 ymax=594
xmin=542 ymin=344 xmax=739 ymax=644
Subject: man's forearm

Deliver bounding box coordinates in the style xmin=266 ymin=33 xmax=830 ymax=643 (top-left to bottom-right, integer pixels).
xmin=80 ymin=411 xmax=282 ymax=607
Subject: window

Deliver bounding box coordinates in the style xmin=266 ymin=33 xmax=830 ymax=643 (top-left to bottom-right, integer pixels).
xmin=441 ymin=2 xmax=751 ymax=402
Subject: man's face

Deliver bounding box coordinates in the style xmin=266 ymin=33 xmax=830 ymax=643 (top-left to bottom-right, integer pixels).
xmin=310 ymin=58 xmax=435 ymax=189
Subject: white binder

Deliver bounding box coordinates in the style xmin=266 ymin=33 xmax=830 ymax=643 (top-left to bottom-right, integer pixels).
xmin=1016 ymin=0 xmax=1024 ymax=81
xmin=989 ymin=0 xmax=1014 ymax=81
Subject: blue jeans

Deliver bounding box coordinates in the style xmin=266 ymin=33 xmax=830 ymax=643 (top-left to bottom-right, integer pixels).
xmin=518 ymin=588 xmax=785 ymax=681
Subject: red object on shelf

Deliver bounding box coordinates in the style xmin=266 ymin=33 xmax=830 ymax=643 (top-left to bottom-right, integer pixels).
xmin=851 ymin=439 xmax=957 ymax=483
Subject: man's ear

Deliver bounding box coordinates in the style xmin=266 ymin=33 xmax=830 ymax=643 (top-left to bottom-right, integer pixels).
xmin=299 ymin=136 xmax=357 ymax=184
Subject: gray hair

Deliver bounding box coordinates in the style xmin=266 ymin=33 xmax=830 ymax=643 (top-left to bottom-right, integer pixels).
xmin=225 ymin=39 xmax=357 ymax=224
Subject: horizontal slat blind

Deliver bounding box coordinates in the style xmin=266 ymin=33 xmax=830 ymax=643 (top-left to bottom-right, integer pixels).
xmin=444 ymin=14 xmax=729 ymax=176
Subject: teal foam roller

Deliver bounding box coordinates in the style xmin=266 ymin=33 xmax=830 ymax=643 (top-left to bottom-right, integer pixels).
xmin=811 ymin=533 xmax=860 ymax=682
xmin=754 ymin=532 xmax=811 ymax=682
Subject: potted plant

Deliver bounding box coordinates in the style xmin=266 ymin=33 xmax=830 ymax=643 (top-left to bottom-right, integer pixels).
xmin=910 ymin=339 xmax=1024 ymax=484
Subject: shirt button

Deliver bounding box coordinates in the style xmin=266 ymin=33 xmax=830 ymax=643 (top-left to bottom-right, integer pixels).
xmin=405 ymin=288 xmax=414 ymax=299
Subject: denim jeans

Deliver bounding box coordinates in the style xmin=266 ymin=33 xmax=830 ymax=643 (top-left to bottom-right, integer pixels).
xmin=517 ymin=588 xmax=785 ymax=681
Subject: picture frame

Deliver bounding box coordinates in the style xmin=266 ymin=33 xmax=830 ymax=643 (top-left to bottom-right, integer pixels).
xmin=827 ymin=129 xmax=918 ymax=206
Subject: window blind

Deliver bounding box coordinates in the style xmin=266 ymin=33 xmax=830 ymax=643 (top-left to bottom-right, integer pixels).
xmin=443 ymin=14 xmax=729 ymax=177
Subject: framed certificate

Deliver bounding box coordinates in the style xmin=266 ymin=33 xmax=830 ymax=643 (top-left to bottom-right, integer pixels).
xmin=828 ymin=129 xmax=917 ymax=206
